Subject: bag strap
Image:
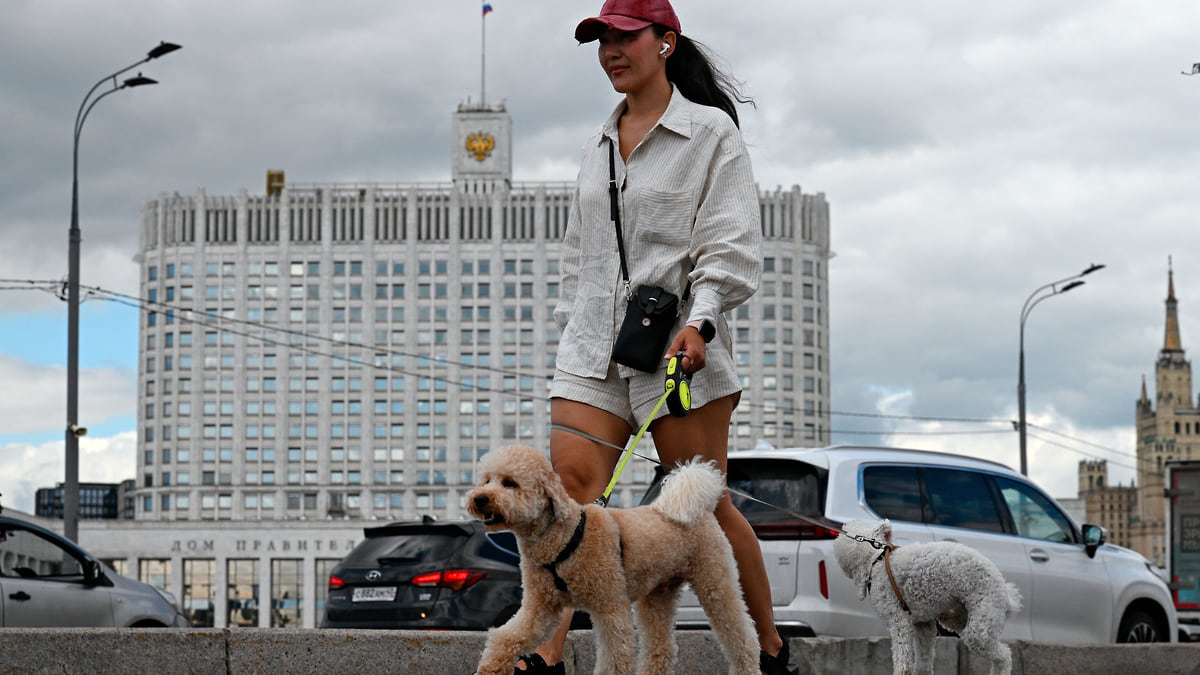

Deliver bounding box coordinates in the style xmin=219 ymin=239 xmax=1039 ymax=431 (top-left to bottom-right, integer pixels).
xmin=608 ymin=138 xmax=692 ymax=305
xmin=608 ymin=139 xmax=632 ymax=298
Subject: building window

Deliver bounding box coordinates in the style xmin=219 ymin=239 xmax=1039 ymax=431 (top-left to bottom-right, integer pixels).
xmin=182 ymin=559 xmax=216 ymax=627
xmin=139 ymin=558 xmax=171 ymax=592
xmin=271 ymin=559 xmax=303 ymax=628
xmin=227 ymin=559 xmax=259 ymax=627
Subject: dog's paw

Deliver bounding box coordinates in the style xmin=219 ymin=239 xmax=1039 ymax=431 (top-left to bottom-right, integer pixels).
xmin=472 ymin=653 xmax=510 ymax=675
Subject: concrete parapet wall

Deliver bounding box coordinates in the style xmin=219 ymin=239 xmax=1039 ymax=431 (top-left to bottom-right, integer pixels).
xmin=0 ymin=629 xmax=1196 ymax=674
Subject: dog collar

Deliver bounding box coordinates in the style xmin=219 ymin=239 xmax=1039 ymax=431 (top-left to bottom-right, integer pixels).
xmin=543 ymin=511 xmax=587 ymax=593
xmin=531 ymin=506 xmax=558 ymax=541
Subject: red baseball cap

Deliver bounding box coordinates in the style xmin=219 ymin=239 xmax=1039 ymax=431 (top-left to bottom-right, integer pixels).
xmin=574 ymin=0 xmax=682 ymax=43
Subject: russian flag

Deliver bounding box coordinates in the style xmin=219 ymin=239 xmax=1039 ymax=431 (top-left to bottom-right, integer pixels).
xmin=482 ymin=3 xmax=493 ymax=15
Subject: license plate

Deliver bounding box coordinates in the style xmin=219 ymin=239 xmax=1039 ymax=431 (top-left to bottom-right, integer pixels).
xmin=352 ymin=586 xmax=397 ymax=602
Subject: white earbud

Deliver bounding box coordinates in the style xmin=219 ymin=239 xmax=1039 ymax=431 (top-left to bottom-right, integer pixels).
xmin=660 ymin=43 xmax=670 ymax=56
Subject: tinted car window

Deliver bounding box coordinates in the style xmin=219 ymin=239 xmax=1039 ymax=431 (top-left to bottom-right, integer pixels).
xmin=476 ymin=531 xmax=520 ymax=565
xmin=995 ymin=476 xmax=1075 ymax=543
xmin=0 ymin=527 xmax=85 ymax=580
xmin=726 ymin=458 xmax=826 ymax=524
xmin=862 ymin=465 xmax=923 ymax=523
xmin=922 ymin=468 xmax=1005 ymax=533
xmin=347 ymin=532 xmax=466 ymax=565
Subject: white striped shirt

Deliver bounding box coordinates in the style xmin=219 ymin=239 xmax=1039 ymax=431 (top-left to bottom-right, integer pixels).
xmin=554 ymin=86 xmax=763 ymax=379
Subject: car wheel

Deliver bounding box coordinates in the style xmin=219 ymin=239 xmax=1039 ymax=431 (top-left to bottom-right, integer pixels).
xmin=1116 ymin=609 xmax=1163 ymax=643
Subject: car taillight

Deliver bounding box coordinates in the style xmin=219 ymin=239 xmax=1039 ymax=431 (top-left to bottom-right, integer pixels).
xmin=328 ymin=575 xmax=345 ymax=591
xmin=411 ymin=569 xmax=488 ymax=591
xmin=750 ymin=520 xmax=840 ymax=541
xmin=818 ymin=560 xmax=829 ymax=599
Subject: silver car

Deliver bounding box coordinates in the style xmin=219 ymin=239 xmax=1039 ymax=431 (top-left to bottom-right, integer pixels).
xmin=660 ymin=445 xmax=1178 ymax=643
xmin=0 ymin=514 xmax=187 ymax=627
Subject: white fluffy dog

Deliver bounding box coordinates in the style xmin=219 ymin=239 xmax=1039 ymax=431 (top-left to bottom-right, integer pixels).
xmin=467 ymin=444 xmax=758 ymax=675
xmin=833 ymin=520 xmax=1022 ymax=675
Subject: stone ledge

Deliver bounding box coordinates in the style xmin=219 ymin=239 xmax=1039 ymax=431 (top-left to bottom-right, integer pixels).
xmin=0 ymin=628 xmax=1197 ymax=674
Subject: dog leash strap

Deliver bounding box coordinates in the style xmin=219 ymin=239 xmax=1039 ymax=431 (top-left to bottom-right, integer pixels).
xmin=883 ymin=546 xmax=911 ymax=613
xmin=596 ymin=389 xmax=671 ymax=507
xmin=553 ymin=418 xmax=856 ymax=542
xmin=550 ymin=423 xmax=628 ymax=453
xmin=556 ymin=416 xmax=844 ymax=535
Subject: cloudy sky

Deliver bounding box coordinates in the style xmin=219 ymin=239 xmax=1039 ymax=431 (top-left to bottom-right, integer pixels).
xmin=3 ymin=0 xmax=1199 ymax=513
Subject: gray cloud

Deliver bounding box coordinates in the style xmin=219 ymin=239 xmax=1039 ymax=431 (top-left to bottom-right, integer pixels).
xmin=3 ymin=0 xmax=1200 ymax=507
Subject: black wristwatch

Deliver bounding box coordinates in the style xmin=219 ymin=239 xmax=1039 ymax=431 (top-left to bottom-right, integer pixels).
xmin=697 ymin=319 xmax=716 ymax=343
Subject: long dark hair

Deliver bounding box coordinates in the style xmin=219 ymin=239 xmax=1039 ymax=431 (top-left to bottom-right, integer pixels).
xmin=655 ymin=26 xmax=754 ymax=128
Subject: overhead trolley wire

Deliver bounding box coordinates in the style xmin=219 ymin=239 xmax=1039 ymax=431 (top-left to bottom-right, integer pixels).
xmin=0 ymin=277 xmax=1165 ymax=463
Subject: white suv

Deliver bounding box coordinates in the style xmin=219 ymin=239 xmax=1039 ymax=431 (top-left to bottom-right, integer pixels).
xmin=656 ymin=445 xmax=1177 ymax=643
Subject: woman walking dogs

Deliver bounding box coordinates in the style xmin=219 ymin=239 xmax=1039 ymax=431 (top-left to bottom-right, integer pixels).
xmin=513 ymin=1 xmax=798 ymax=673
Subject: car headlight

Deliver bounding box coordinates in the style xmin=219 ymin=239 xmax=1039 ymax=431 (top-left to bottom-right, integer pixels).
xmin=1145 ymin=562 xmax=1169 ymax=586
xmin=154 ymin=586 xmax=181 ymax=609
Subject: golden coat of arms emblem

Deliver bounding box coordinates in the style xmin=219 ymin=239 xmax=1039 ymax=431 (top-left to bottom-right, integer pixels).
xmin=465 ymin=132 xmax=495 ymax=162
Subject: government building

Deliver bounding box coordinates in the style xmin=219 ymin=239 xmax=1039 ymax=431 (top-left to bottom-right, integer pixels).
xmin=75 ymin=101 xmax=833 ymax=628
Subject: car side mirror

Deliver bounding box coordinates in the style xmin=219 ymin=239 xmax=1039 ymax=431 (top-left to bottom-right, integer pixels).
xmin=83 ymin=559 xmax=104 ymax=586
xmin=1082 ymin=523 xmax=1107 ymax=559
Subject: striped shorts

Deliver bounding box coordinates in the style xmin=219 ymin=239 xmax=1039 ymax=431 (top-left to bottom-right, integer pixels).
xmin=549 ymin=347 xmax=742 ymax=429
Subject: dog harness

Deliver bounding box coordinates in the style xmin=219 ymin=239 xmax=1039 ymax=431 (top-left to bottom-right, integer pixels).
xmin=543 ymin=511 xmax=588 ymax=593
xmin=866 ymin=545 xmax=911 ymax=614
xmin=540 ymin=510 xmax=626 ymax=595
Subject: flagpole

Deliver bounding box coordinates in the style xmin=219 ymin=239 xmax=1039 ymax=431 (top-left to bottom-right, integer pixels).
xmin=481 ymin=5 xmax=487 ymax=105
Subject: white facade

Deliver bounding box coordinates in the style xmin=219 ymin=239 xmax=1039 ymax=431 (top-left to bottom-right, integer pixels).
xmin=74 ymin=514 xmax=358 ymax=629
xmin=131 ymin=104 xmax=832 ymax=525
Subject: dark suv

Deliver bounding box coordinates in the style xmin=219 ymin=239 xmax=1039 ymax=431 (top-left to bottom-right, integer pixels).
xmin=321 ymin=517 xmax=522 ymax=629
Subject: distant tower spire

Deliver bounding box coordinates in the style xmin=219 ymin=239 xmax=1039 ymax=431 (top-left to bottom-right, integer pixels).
xmin=1141 ymin=374 xmax=1148 ymax=405
xmin=1165 ymin=256 xmax=1183 ymax=352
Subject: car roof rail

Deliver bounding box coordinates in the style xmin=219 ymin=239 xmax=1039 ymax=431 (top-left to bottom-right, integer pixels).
xmin=755 ymin=444 xmax=1014 ymax=472
xmin=822 ymin=444 xmax=1014 ymax=470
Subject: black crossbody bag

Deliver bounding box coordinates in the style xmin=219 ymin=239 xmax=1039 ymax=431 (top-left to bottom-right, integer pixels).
xmin=607 ymin=139 xmax=690 ymax=373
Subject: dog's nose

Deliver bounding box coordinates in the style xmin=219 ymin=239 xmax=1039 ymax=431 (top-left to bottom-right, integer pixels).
xmin=473 ymin=494 xmax=489 ymax=509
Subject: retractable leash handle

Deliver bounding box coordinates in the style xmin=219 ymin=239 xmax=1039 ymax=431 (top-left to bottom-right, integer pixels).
xmin=664 ymin=351 xmax=692 ymax=417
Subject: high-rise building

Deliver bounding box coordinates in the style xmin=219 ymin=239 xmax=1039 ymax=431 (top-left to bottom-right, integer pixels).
xmin=1081 ymin=262 xmax=1198 ymax=565
xmin=131 ymin=103 xmax=832 ymax=524
xmin=34 ymin=481 xmax=134 ymax=520
xmin=1077 ymin=460 xmax=1135 ymax=548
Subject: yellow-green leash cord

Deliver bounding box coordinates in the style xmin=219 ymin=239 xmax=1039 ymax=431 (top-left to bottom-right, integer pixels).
xmin=595 ymin=352 xmax=688 ymax=507
xmin=595 ymin=388 xmax=671 ymax=507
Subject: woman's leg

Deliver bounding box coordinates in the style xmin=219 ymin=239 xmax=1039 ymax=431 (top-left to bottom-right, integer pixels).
xmin=515 ymin=397 xmax=630 ymax=671
xmin=650 ymin=394 xmax=784 ymax=660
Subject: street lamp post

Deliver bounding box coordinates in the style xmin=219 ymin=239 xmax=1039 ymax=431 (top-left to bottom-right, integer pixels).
xmin=1017 ymin=263 xmax=1105 ymax=476
xmin=65 ymin=41 xmax=181 ymax=542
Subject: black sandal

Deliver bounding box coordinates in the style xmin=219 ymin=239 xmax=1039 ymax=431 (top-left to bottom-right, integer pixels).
xmin=513 ymin=653 xmax=565 ymax=675
xmin=760 ymin=639 xmax=799 ymax=675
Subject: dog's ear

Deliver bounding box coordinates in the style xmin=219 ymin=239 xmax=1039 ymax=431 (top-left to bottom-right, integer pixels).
xmin=876 ymin=519 xmax=893 ymax=546
xmin=543 ymin=472 xmax=575 ymax=523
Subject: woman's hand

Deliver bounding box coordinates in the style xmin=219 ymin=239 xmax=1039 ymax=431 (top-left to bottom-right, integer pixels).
xmin=665 ymin=326 xmax=708 ymax=374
